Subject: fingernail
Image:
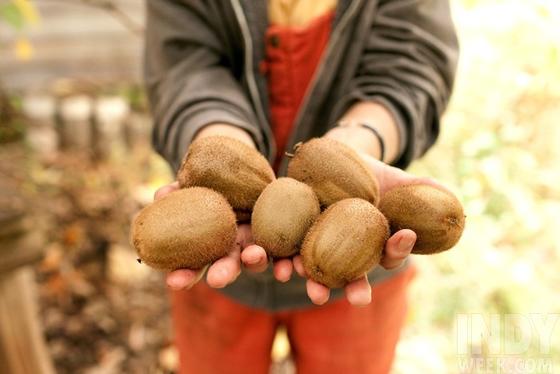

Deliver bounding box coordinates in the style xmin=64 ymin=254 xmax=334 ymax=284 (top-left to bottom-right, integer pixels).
xmin=353 ymin=292 xmax=372 ymax=307
xmin=278 ymin=270 xmax=290 ymax=283
xmin=245 ymin=256 xmax=262 ymax=265
xmin=219 ymin=268 xmax=229 ymax=278
xmin=398 ymin=237 xmax=415 ymax=254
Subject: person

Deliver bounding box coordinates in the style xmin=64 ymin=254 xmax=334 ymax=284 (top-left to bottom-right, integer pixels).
xmin=144 ymin=0 xmax=458 ymax=372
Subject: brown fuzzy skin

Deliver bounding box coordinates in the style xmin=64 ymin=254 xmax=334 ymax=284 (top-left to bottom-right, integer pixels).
xmin=131 ymin=187 xmax=237 ymax=271
xmin=252 ymin=178 xmax=321 ymax=258
xmin=177 ymin=136 xmax=275 ymax=212
xmin=301 ymin=198 xmax=389 ymax=288
xmin=378 ymin=184 xmax=465 ymax=254
xmin=287 ymin=138 xmax=380 ymax=207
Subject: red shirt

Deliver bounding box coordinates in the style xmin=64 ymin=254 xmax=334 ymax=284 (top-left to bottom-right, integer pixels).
xmin=263 ymin=11 xmax=335 ymax=170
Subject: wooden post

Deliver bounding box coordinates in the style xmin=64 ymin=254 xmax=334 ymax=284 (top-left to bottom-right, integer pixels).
xmin=59 ymin=95 xmax=93 ymax=151
xmin=22 ymin=94 xmax=59 ymax=161
xmin=0 ymin=210 xmax=54 ymax=374
xmin=0 ymin=144 xmax=55 ymax=374
xmin=94 ymin=96 xmax=130 ymax=160
xmin=0 ymin=268 xmax=56 ymax=374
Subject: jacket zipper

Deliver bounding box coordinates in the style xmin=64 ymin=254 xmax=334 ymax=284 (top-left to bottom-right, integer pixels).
xmin=231 ymin=0 xmax=277 ymax=162
xmin=284 ymin=0 xmax=363 ymax=158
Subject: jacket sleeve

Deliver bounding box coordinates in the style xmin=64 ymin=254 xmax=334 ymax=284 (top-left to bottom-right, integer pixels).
xmin=144 ymin=0 xmax=265 ymax=171
xmin=343 ymin=0 xmax=459 ymax=168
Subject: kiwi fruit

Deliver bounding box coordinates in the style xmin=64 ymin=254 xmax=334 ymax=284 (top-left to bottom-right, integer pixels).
xmin=252 ymin=178 xmax=321 ymax=258
xmin=301 ymin=198 xmax=389 ymax=288
xmin=131 ymin=187 xmax=237 ymax=271
xmin=177 ymin=136 xmax=275 ymax=220
xmin=378 ymin=184 xmax=465 ymax=254
xmin=287 ymin=137 xmax=380 ymax=208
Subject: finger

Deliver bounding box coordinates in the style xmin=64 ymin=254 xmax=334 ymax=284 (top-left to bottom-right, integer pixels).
xmin=241 ymin=244 xmax=269 ymax=273
xmin=344 ymin=275 xmax=372 ymax=306
xmin=359 ymin=155 xmax=412 ymax=194
xmin=360 ymin=155 xmax=440 ymax=196
xmin=206 ymin=247 xmax=242 ymax=288
xmin=380 ymin=229 xmax=416 ymax=270
xmin=236 ymin=224 xmax=254 ymax=249
xmin=166 ymin=267 xmax=205 ymax=291
xmin=273 ymin=259 xmax=293 ymax=283
xmin=154 ymin=181 xmax=180 ymax=200
xmin=306 ymin=279 xmax=330 ymax=305
xmin=293 ymin=255 xmax=306 ymax=277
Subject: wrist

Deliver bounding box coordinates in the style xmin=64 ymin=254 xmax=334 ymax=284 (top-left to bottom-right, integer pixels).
xmin=325 ymin=125 xmax=383 ymax=161
xmin=337 ymin=101 xmax=401 ymax=163
xmin=337 ymin=120 xmax=386 ymax=162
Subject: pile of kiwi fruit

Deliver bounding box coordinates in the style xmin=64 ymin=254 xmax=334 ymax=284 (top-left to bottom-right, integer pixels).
xmin=131 ymin=136 xmax=465 ymax=288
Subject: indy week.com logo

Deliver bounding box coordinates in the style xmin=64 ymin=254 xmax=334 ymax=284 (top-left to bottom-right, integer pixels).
xmin=455 ymin=313 xmax=559 ymax=373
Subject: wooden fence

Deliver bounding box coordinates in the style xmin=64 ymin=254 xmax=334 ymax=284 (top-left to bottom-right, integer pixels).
xmin=0 ymin=0 xmax=144 ymax=91
xmin=23 ymin=93 xmax=151 ymax=162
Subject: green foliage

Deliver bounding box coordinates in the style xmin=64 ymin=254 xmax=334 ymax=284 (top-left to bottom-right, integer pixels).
xmin=0 ymin=0 xmax=39 ymax=59
xmin=0 ymin=0 xmax=38 ymax=30
xmin=119 ymin=85 xmax=148 ymax=112
xmin=394 ymin=0 xmax=560 ymax=371
xmin=0 ymin=2 xmax=25 ymax=29
xmin=0 ymin=94 xmax=25 ymax=143
xmin=0 ymin=120 xmax=24 ymax=143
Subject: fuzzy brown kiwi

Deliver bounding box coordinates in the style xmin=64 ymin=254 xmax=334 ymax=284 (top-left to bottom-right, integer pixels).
xmin=131 ymin=187 xmax=237 ymax=271
xmin=177 ymin=136 xmax=275 ymax=220
xmin=287 ymin=137 xmax=380 ymax=207
xmin=252 ymin=178 xmax=321 ymax=258
xmin=378 ymin=184 xmax=465 ymax=254
xmin=301 ymin=198 xmax=389 ymax=288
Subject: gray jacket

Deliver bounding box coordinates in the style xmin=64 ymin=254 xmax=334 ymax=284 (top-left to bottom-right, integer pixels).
xmin=144 ymin=0 xmax=458 ymax=310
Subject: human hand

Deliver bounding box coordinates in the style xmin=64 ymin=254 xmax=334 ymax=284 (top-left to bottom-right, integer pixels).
xmin=156 ymin=182 xmax=294 ymax=291
xmin=287 ymin=154 xmax=446 ymax=307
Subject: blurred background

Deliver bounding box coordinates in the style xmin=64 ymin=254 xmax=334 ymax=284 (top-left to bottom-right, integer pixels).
xmin=0 ymin=0 xmax=559 ymax=373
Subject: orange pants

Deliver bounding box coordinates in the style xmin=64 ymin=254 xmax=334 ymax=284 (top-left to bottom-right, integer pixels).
xmin=171 ymin=266 xmax=415 ymax=374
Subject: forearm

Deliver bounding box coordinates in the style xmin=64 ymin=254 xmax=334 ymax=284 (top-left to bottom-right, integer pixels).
xmin=325 ymin=101 xmax=401 ymax=163
xmin=332 ymin=0 xmax=458 ymax=168
xmin=146 ymin=1 xmax=265 ymax=168
xmin=197 ymin=103 xmax=397 ymax=162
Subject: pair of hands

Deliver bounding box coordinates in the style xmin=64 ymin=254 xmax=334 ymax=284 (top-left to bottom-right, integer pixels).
xmin=157 ymin=153 xmax=440 ymax=306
